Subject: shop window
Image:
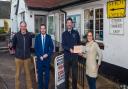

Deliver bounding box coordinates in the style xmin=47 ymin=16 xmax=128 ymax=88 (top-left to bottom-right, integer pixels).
xmin=84 ymin=8 xmax=103 ymax=41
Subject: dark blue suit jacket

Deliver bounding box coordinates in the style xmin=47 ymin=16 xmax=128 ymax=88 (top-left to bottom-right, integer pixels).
xmin=34 ymin=34 xmax=54 ymax=63
xmin=62 ymin=29 xmax=80 ymax=58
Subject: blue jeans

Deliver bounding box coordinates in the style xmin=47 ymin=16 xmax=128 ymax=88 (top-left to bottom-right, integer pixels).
xmin=86 ymin=75 xmax=96 ymax=89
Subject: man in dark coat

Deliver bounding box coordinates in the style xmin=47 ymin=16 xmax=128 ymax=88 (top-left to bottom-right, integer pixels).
xmin=62 ymin=18 xmax=80 ymax=89
xmin=13 ymin=21 xmax=33 ymax=89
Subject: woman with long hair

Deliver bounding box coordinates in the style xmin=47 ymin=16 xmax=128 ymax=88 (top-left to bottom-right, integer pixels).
xmin=80 ymin=31 xmax=102 ymax=89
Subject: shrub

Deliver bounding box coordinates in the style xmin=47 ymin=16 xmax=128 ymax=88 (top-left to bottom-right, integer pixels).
xmin=0 ymin=28 xmax=6 ymax=34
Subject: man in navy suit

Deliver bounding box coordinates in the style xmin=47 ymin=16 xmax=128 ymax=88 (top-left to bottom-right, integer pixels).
xmin=62 ymin=18 xmax=80 ymax=89
xmin=34 ymin=24 xmax=54 ymax=89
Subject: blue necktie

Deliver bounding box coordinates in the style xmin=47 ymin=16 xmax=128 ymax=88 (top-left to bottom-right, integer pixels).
xmin=42 ymin=36 xmax=45 ymax=52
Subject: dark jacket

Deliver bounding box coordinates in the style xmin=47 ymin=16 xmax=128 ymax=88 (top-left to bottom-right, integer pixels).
xmin=12 ymin=31 xmax=32 ymax=59
xmin=62 ymin=29 xmax=80 ymax=57
xmin=34 ymin=34 xmax=54 ymax=63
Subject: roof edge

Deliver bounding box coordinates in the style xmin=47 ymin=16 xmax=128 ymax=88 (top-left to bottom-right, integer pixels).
xmin=27 ymin=0 xmax=99 ymax=11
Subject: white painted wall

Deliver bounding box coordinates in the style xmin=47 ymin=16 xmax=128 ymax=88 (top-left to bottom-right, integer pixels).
xmin=10 ymin=0 xmax=48 ymax=33
xmin=10 ymin=0 xmax=18 ymax=32
xmin=16 ymin=0 xmax=26 ymax=31
xmin=61 ymin=0 xmax=128 ymax=69
xmin=103 ymin=0 xmax=128 ymax=69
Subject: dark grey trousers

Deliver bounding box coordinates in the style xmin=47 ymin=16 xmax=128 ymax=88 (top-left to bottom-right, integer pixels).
xmin=64 ymin=56 xmax=78 ymax=89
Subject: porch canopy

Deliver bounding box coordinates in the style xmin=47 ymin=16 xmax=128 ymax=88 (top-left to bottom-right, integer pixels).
xmin=25 ymin=0 xmax=98 ymax=11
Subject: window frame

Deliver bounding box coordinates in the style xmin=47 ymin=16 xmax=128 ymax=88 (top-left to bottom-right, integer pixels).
xmin=84 ymin=6 xmax=104 ymax=42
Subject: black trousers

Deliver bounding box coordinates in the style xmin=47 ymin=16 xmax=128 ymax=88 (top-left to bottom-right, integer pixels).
xmin=64 ymin=55 xmax=78 ymax=89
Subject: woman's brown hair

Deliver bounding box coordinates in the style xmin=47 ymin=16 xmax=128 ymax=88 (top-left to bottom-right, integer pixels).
xmin=87 ymin=31 xmax=94 ymax=41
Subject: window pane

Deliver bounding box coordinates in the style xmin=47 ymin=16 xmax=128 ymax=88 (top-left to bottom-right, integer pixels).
xmin=100 ymin=31 xmax=103 ymax=40
xmin=89 ymin=20 xmax=93 ymax=30
xmin=100 ymin=8 xmax=103 ymax=18
xmin=48 ymin=16 xmax=54 ymax=35
xmin=95 ymin=8 xmax=103 ymax=41
xmin=90 ymin=10 xmax=94 ymax=19
xmin=95 ymin=31 xmax=100 ymax=40
xmin=95 ymin=9 xmax=100 ymax=19
xmin=84 ymin=9 xmax=94 ymax=35
xmin=95 ymin=20 xmax=99 ymax=30
xmin=100 ymin=19 xmax=103 ymax=30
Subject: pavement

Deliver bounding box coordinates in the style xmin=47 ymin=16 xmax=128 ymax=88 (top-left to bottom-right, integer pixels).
xmin=0 ymin=51 xmax=121 ymax=89
xmin=0 ymin=51 xmax=15 ymax=89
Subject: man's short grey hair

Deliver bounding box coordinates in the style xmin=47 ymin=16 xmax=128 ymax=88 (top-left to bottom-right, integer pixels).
xmin=20 ymin=21 xmax=27 ymax=26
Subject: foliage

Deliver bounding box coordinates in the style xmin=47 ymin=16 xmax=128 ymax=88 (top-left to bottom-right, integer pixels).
xmin=0 ymin=27 xmax=6 ymax=34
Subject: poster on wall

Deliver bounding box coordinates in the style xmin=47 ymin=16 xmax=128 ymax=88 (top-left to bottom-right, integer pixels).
xmin=67 ymin=15 xmax=81 ymax=34
xmin=109 ymin=18 xmax=124 ymax=35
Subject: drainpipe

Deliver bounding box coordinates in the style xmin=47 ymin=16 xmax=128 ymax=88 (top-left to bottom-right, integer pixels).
xmin=15 ymin=0 xmax=19 ymax=15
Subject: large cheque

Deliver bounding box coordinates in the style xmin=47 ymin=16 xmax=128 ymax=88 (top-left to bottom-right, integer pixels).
xmin=73 ymin=45 xmax=85 ymax=53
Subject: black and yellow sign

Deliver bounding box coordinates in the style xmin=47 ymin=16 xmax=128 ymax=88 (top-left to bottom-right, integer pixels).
xmin=107 ymin=0 xmax=126 ymax=18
